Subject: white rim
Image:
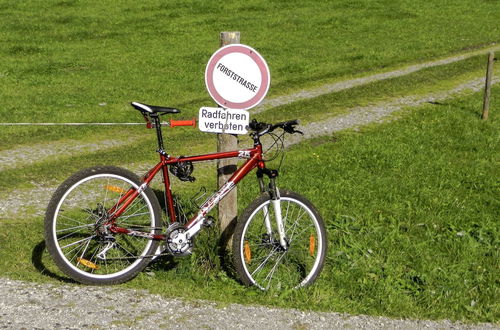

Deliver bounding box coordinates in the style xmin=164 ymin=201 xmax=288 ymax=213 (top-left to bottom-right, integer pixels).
xmin=240 ymin=196 xmax=323 ymax=290
xmin=52 ymin=173 xmax=155 ymax=279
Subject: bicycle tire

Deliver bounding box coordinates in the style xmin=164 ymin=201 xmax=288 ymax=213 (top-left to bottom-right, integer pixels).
xmin=233 ymin=190 xmax=327 ymax=290
xmin=44 ymin=166 xmax=162 ymax=285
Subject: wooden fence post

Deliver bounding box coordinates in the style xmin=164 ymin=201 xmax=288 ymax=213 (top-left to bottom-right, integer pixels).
xmin=218 ymin=32 xmax=240 ymax=248
xmin=482 ymin=52 xmax=495 ymax=120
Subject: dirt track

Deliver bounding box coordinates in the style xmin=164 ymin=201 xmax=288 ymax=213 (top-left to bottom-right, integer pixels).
xmin=1 ymin=75 xmax=497 ymax=220
xmin=1 ymin=278 xmax=496 ymax=329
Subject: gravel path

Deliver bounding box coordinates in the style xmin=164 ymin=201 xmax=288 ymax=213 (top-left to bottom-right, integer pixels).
xmin=0 ymin=137 xmax=142 ymax=172
xmin=1 ymin=278 xmax=497 ymax=329
xmin=285 ymin=76 xmax=499 ymax=146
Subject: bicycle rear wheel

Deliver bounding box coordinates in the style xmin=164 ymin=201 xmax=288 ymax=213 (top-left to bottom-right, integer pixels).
xmin=44 ymin=166 xmax=162 ymax=285
xmin=233 ymin=190 xmax=327 ymax=290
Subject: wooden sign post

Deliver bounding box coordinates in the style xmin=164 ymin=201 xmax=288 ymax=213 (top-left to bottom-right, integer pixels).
xmin=205 ymin=32 xmax=270 ymax=249
xmin=217 ymin=32 xmax=240 ymax=247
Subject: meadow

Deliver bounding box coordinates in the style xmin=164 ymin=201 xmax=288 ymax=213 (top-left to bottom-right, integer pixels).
xmin=0 ymin=0 xmax=499 ymax=323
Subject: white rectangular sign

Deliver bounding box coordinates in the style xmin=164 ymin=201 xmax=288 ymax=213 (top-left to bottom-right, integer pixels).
xmin=198 ymin=107 xmax=249 ymax=134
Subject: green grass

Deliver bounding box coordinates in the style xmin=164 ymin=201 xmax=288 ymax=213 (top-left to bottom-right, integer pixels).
xmin=276 ymin=91 xmax=499 ymax=322
xmin=0 ymin=53 xmax=491 ymax=193
xmin=1 ymin=87 xmax=498 ymax=322
xmin=1 ymin=0 xmax=499 ymax=124
xmin=1 ymin=0 xmax=499 ymax=324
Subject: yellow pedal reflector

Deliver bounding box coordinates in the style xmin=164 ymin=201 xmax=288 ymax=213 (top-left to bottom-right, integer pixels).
xmin=77 ymin=257 xmax=100 ymax=270
xmin=105 ymin=185 xmax=125 ymax=194
xmin=244 ymin=241 xmax=252 ymax=263
xmin=309 ymin=234 xmax=316 ymax=256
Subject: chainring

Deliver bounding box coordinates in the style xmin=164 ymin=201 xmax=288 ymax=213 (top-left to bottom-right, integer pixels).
xmin=165 ymin=223 xmax=193 ymax=257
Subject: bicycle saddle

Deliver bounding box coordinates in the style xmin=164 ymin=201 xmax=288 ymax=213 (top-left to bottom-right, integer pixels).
xmin=131 ymin=101 xmax=181 ymax=114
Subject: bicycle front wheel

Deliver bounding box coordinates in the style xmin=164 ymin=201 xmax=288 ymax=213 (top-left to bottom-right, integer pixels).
xmin=44 ymin=166 xmax=162 ymax=285
xmin=233 ymin=190 xmax=327 ymax=290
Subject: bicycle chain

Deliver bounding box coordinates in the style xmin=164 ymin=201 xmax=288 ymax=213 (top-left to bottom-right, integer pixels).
xmin=98 ymin=250 xmax=171 ymax=260
xmin=94 ymin=222 xmax=193 ymax=260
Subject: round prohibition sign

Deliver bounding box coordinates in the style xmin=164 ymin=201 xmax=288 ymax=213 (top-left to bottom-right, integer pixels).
xmin=205 ymin=44 xmax=270 ymax=110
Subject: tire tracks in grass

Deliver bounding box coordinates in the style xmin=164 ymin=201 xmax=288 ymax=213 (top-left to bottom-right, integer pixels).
xmin=0 ymin=138 xmax=140 ymax=172
xmin=253 ymin=44 xmax=500 ymax=114
xmin=285 ymin=76 xmax=499 ymax=147
xmin=1 ymin=45 xmax=499 ymax=219
xmin=1 ymin=76 xmax=497 ymax=220
xmin=1 ymin=44 xmax=498 ymax=171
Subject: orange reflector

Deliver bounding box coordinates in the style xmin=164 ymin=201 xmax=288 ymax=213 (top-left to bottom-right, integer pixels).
xmin=309 ymin=234 xmax=315 ymax=256
xmin=77 ymin=257 xmax=100 ymax=270
xmin=105 ymin=185 xmax=126 ymax=194
xmin=244 ymin=241 xmax=252 ymax=263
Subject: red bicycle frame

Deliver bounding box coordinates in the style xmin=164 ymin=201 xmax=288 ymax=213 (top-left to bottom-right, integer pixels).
xmin=107 ymin=114 xmax=268 ymax=241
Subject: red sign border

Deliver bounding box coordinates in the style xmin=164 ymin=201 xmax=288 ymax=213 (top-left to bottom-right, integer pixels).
xmin=205 ymin=44 xmax=270 ymax=110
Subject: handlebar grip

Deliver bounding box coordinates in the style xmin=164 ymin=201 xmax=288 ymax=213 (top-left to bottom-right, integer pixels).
xmin=170 ymin=118 xmax=196 ymax=128
xmin=248 ymin=119 xmax=260 ymax=130
xmin=270 ymin=119 xmax=299 ymax=130
xmin=249 ymin=119 xmax=268 ymax=131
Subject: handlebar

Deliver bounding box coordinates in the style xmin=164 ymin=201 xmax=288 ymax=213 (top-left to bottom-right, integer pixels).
xmin=248 ymin=119 xmax=303 ymax=136
xmin=170 ymin=118 xmax=196 ymax=128
xmin=140 ymin=108 xmax=298 ymax=137
xmin=143 ymin=115 xmax=196 ymax=129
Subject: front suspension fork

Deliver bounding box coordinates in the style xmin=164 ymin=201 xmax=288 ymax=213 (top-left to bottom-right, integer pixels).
xmin=258 ymin=170 xmax=288 ymax=250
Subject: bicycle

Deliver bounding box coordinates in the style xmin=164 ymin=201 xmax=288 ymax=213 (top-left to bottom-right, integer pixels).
xmin=44 ymin=101 xmax=327 ymax=290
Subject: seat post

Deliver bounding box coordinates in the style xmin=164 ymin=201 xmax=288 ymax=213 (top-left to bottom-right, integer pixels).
xmin=151 ymin=114 xmax=166 ymax=153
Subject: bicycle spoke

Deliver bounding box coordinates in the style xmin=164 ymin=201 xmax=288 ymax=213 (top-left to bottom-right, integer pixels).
xmin=102 ymin=178 xmax=111 ymax=215
xmin=250 ymin=246 xmax=280 ymax=278
xmin=56 ymin=223 xmax=94 ymax=234
xmin=114 ymin=240 xmax=140 ymax=260
xmin=57 ymin=230 xmax=87 ymax=243
xmin=283 ymin=200 xmax=291 ymax=227
xmin=58 ymin=213 xmax=92 ymax=227
xmin=288 ymin=223 xmax=314 ymax=244
xmin=110 ymin=191 xmax=146 ymax=219
xmin=263 ymin=250 xmax=288 ymax=289
xmin=60 ymin=235 xmax=96 ymax=250
xmin=45 ymin=167 xmax=160 ymax=284
xmin=236 ymin=193 xmax=326 ymax=290
xmin=118 ymin=211 xmax=151 ymax=221
xmin=285 ymin=209 xmax=308 ymax=240
xmin=77 ymin=237 xmax=93 ymax=265
xmin=66 ymin=239 xmax=88 ymax=263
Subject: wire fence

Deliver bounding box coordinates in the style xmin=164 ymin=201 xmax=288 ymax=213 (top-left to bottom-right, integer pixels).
xmin=0 ymin=123 xmax=145 ymax=126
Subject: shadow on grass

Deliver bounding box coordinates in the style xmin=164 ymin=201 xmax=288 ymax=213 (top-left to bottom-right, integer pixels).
xmin=31 ymin=240 xmax=75 ymax=283
xmin=152 ymin=187 xmax=240 ymax=281
xmin=31 ymin=188 xmax=240 ymax=283
xmin=32 ymin=239 xmax=180 ymax=282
